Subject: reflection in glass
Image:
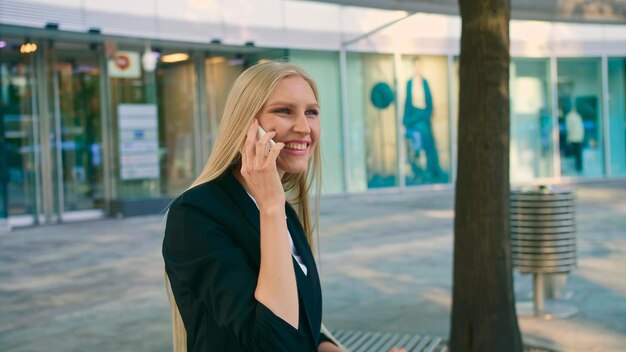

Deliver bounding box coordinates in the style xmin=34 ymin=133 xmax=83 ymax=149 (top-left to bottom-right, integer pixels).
xmin=204 ymin=54 xmax=246 ymax=154
xmin=510 ymin=58 xmax=554 ymax=181
xmin=289 ymin=50 xmax=344 ymax=194
xmin=557 ymin=58 xmax=604 ymax=177
xmin=53 ymin=47 xmax=105 ymax=211
xmin=356 ymin=53 xmax=398 ymax=188
xmin=0 ymin=43 xmax=38 ymax=217
xmin=346 ymin=53 xmax=368 ymax=192
xmin=608 ymin=58 xmax=626 ymax=176
xmin=401 ymin=56 xmax=450 ymax=185
xmin=109 ymin=49 xmax=159 ymax=199
xmin=156 ymin=58 xmax=197 ymax=196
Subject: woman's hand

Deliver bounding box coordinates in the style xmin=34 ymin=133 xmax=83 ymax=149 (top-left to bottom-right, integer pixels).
xmin=240 ymin=119 xmax=286 ymax=211
xmin=317 ymin=341 xmax=406 ymax=352
xmin=317 ymin=341 xmax=342 ymax=352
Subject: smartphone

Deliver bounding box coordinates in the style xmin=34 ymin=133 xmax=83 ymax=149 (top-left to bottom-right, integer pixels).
xmin=257 ymin=125 xmax=276 ymax=146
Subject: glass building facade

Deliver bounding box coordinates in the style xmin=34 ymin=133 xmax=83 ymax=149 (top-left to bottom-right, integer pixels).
xmin=510 ymin=58 xmax=554 ymax=182
xmin=608 ymin=58 xmax=626 ymax=176
xmin=557 ymin=58 xmax=605 ymax=178
xmin=1 ymin=1 xmax=626 ymax=227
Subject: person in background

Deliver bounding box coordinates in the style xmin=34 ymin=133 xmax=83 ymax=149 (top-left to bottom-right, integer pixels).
xmin=565 ymin=102 xmax=585 ymax=172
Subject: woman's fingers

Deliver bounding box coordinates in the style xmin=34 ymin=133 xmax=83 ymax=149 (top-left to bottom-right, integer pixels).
xmin=254 ymin=130 xmax=277 ymax=166
xmin=241 ymin=119 xmax=258 ymax=175
xmin=239 ymin=122 xmax=285 ymax=208
xmin=241 ymin=119 xmax=282 ymax=178
xmin=267 ymin=142 xmax=285 ymax=165
xmin=245 ymin=119 xmax=258 ymax=157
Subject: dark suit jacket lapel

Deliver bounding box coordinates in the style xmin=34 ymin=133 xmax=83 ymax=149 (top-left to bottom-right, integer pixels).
xmin=217 ymin=169 xmax=261 ymax=234
xmin=286 ymin=205 xmax=322 ymax=344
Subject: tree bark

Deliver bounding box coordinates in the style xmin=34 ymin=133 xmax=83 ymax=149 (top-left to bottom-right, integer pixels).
xmin=449 ymin=0 xmax=522 ymax=351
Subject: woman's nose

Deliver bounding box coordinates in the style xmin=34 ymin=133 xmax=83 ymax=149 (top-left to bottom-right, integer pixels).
xmin=293 ymin=113 xmax=311 ymax=134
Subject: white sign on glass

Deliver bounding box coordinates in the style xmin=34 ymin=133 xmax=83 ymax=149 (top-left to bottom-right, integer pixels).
xmin=118 ymin=104 xmax=159 ymax=180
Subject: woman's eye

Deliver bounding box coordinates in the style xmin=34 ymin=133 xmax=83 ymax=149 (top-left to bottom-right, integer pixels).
xmin=274 ymin=108 xmax=290 ymax=114
xmin=306 ymin=109 xmax=319 ymax=117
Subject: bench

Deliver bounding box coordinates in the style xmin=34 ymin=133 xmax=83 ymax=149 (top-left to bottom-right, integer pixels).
xmin=331 ymin=330 xmax=447 ymax=352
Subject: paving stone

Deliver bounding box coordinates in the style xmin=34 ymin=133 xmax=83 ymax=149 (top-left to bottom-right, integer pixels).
xmin=0 ymin=181 xmax=625 ymax=351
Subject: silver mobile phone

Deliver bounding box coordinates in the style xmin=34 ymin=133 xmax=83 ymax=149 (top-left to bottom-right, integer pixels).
xmin=257 ymin=125 xmax=276 ymax=146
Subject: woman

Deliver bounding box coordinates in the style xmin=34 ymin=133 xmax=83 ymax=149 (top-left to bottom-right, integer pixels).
xmin=162 ymin=61 xmax=341 ymax=351
xmin=163 ymin=61 xmax=406 ymax=352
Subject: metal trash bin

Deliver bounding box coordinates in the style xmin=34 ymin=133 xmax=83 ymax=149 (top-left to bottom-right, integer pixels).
xmin=510 ymin=185 xmax=577 ymax=319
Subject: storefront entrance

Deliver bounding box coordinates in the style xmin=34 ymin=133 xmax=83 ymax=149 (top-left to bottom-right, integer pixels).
xmin=1 ymin=38 xmax=107 ymax=226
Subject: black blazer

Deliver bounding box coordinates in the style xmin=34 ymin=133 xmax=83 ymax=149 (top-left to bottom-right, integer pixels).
xmin=163 ymin=168 xmax=328 ymax=351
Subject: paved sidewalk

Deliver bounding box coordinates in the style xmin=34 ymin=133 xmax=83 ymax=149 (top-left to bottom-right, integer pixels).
xmin=1 ymin=180 xmax=625 ymax=351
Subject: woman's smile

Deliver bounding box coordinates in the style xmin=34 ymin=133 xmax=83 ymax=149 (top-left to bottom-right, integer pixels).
xmin=281 ymin=140 xmax=310 ymax=155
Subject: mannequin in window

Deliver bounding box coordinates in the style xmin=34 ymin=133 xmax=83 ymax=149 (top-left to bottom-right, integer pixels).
xmin=403 ymin=58 xmax=443 ymax=183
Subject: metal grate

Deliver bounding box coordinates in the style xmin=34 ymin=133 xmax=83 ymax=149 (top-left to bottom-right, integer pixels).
xmin=332 ymin=330 xmax=448 ymax=352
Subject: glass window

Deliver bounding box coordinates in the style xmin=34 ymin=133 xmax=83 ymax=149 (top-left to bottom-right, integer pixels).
xmin=0 ymin=37 xmax=39 ymax=218
xmin=608 ymin=58 xmax=626 ymax=176
xmin=557 ymin=58 xmax=604 ymax=177
xmin=156 ymin=52 xmax=198 ymax=196
xmin=400 ymin=55 xmax=450 ymax=185
xmin=348 ymin=53 xmax=398 ymax=189
xmin=109 ymin=48 xmax=160 ymax=199
xmin=204 ymin=54 xmax=246 ymax=155
xmin=345 ymin=53 xmax=368 ymax=192
xmin=510 ymin=58 xmax=554 ymax=181
xmin=289 ymin=50 xmax=343 ymax=194
xmin=51 ymin=42 xmax=105 ymax=212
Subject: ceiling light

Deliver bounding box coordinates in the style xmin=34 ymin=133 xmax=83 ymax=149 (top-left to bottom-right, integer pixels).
xmin=160 ymin=53 xmax=189 ymax=63
xmin=20 ymin=41 xmax=37 ymax=54
xmin=206 ymin=56 xmax=225 ymax=64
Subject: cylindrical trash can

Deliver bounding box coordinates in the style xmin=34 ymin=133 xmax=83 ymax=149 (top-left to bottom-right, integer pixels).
xmin=510 ymin=185 xmax=577 ymax=319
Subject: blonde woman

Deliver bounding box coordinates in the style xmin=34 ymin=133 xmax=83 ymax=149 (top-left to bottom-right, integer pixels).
xmin=162 ymin=61 xmax=342 ymax=351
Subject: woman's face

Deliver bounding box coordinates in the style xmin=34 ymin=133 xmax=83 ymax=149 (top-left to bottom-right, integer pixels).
xmin=256 ymin=75 xmax=320 ymax=176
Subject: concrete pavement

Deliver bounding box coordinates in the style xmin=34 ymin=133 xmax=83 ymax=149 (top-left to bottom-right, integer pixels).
xmin=1 ymin=180 xmax=625 ymax=351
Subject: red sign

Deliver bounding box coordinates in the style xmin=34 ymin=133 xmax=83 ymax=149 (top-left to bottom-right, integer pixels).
xmin=115 ymin=54 xmax=130 ymax=70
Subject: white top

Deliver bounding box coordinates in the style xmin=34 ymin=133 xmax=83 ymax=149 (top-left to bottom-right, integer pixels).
xmin=245 ymin=192 xmax=308 ymax=276
xmin=566 ymin=110 xmax=585 ymax=143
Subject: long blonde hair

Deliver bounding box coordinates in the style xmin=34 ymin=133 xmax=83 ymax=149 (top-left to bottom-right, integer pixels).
xmin=165 ymin=61 xmax=323 ymax=351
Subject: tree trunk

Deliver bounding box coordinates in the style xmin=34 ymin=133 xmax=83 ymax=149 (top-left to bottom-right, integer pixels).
xmin=449 ymin=0 xmax=522 ymax=351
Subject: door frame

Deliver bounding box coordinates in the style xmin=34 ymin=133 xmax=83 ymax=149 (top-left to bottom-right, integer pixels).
xmin=8 ymin=39 xmax=111 ymax=227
